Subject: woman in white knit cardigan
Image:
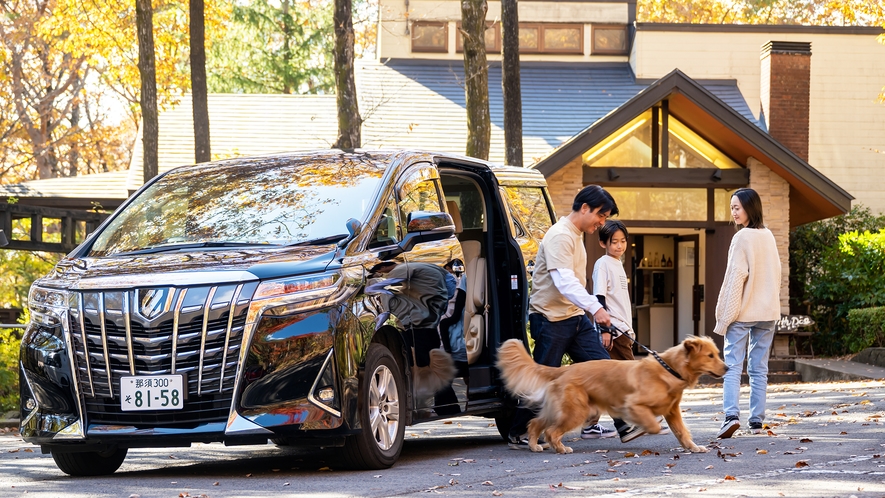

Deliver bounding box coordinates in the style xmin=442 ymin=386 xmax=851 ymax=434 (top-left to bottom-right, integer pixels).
xmin=714 ymin=188 xmax=782 ymax=439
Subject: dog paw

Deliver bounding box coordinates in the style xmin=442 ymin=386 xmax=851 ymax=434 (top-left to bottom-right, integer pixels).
xmin=529 ymin=445 xmax=544 ymax=452
xmin=688 ymin=445 xmax=708 ymax=453
xmin=560 ymin=446 xmax=574 ymax=454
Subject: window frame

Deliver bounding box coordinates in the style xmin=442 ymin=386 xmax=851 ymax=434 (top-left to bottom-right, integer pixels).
xmin=518 ymin=23 xmax=584 ymax=55
xmin=455 ymin=21 xmax=501 ymax=53
xmin=590 ymin=24 xmax=629 ymax=56
xmin=411 ymin=21 xmax=449 ymax=53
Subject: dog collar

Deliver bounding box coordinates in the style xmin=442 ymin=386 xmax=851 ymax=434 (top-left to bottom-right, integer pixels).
xmin=650 ymin=351 xmax=684 ymax=381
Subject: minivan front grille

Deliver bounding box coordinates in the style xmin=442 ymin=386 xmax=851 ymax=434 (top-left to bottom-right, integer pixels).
xmin=67 ymin=284 xmax=255 ymax=428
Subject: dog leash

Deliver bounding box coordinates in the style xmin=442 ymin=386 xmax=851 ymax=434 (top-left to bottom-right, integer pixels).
xmin=599 ymin=323 xmax=684 ymax=381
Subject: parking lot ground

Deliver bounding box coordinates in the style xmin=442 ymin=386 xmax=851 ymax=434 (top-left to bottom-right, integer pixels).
xmin=1 ymin=380 xmax=883 ymax=498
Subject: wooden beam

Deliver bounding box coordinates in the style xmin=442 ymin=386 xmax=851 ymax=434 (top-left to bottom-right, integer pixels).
xmin=4 ymin=239 xmax=74 ymax=253
xmin=30 ymin=214 xmax=42 ymax=243
xmin=583 ymin=166 xmax=749 ymax=188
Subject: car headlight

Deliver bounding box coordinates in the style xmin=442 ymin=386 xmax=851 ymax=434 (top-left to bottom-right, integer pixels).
xmin=253 ymin=273 xmax=340 ymax=301
xmin=28 ymin=285 xmax=71 ymax=327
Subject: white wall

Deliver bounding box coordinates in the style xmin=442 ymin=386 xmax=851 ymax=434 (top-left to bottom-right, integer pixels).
xmin=632 ymin=29 xmax=885 ymax=214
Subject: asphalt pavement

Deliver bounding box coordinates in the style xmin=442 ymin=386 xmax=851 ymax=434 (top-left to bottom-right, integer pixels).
xmin=1 ymin=380 xmax=883 ymax=498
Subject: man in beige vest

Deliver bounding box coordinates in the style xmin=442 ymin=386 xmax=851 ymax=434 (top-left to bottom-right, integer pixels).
xmin=507 ymin=185 xmax=645 ymax=448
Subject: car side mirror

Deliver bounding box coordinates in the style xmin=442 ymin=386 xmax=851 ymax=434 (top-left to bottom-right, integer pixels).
xmin=379 ymin=211 xmax=455 ymax=260
xmin=337 ymin=218 xmax=362 ymax=248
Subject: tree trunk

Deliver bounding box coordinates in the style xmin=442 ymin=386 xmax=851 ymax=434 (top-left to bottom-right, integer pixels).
xmin=189 ymin=0 xmax=211 ymax=163
xmin=136 ymin=0 xmax=159 ymax=183
xmin=460 ymin=0 xmax=490 ymax=160
xmin=501 ymin=0 xmax=522 ymax=167
xmin=332 ymin=0 xmax=361 ymax=150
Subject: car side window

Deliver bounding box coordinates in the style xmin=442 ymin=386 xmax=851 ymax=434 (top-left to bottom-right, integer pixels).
xmin=369 ymin=197 xmax=401 ymax=249
xmin=502 ymin=186 xmax=554 ymax=240
xmin=397 ymin=166 xmax=443 ymax=233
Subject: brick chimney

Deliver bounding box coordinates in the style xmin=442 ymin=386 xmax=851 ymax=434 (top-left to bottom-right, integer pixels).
xmin=760 ymin=41 xmax=811 ymax=162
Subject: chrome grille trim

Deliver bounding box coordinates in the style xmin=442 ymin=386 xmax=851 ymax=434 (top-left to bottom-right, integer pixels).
xmin=197 ymin=286 xmax=218 ymax=396
xmin=122 ymin=292 xmax=135 ymax=375
xmin=219 ymin=284 xmax=243 ymax=393
xmin=98 ymin=292 xmax=113 ymax=398
xmin=171 ymin=288 xmax=188 ymax=374
xmin=77 ymin=293 xmax=95 ymax=397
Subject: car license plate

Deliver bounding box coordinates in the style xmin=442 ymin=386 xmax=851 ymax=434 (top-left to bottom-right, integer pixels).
xmin=120 ymin=375 xmax=184 ymax=411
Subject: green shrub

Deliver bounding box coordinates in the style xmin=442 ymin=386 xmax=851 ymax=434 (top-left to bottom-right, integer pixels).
xmin=791 ymin=206 xmax=885 ymax=308
xmin=806 ymin=229 xmax=885 ymax=355
xmin=847 ymin=307 xmax=885 ymax=353
xmin=0 ymin=312 xmax=26 ymax=413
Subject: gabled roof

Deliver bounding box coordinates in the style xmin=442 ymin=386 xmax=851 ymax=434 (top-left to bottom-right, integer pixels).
xmin=358 ymin=60 xmax=759 ymax=165
xmin=533 ymin=69 xmax=853 ymax=225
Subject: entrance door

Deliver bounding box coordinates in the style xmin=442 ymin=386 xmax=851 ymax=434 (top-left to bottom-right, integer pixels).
xmin=675 ymin=235 xmax=700 ymax=342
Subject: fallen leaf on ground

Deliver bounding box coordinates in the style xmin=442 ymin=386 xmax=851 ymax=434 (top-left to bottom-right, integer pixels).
xmin=492 ymin=492 xmax=503 ymax=497
xmin=640 ymin=450 xmax=657 ymax=456
xmin=213 ymin=482 xmax=219 ymax=486
xmin=443 ymin=421 xmax=452 ymax=424
xmin=756 ymin=449 xmax=768 ymax=455
xmin=614 ymin=488 xmax=628 ymax=492
xmin=724 ymin=475 xmax=737 ymax=481
xmin=705 ymin=465 xmax=714 ymax=469
xmin=800 ymin=438 xmax=813 ymax=443
xmin=482 ymin=481 xmax=493 ymax=486
xmin=582 ymin=473 xmax=598 ymax=476
xmin=318 ymin=466 xmax=331 ymax=471
xmin=795 ymin=461 xmax=809 ymax=468
xmin=169 ymin=455 xmax=178 ymax=459
xmin=624 ymin=452 xmax=635 ymax=458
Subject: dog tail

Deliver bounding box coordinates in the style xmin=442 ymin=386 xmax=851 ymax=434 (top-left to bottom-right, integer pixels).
xmin=495 ymin=339 xmax=561 ymax=406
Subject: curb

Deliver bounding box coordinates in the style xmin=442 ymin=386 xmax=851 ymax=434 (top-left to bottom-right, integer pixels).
xmin=0 ymin=419 xmax=19 ymax=429
xmin=795 ymin=358 xmax=885 ymax=382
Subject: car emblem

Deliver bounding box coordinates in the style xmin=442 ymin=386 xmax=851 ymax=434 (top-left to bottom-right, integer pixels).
xmin=137 ymin=288 xmax=169 ymax=320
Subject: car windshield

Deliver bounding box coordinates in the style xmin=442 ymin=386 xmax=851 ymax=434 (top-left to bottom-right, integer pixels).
xmin=89 ymin=153 xmax=388 ymax=257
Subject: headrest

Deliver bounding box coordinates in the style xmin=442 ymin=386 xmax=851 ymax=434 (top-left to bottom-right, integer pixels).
xmin=446 ymin=200 xmax=463 ymax=234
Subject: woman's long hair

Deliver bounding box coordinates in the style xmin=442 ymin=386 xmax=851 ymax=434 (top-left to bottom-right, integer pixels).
xmin=732 ymin=188 xmax=765 ymax=230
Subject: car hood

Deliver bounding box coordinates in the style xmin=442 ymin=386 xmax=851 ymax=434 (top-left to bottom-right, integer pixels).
xmin=40 ymin=245 xmax=339 ymax=290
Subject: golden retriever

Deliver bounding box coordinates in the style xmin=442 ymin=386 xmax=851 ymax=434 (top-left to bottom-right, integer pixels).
xmin=496 ymin=336 xmax=727 ymax=454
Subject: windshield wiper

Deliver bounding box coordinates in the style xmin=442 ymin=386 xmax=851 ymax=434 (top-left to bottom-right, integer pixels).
xmin=113 ymin=241 xmax=276 ymax=256
xmin=285 ymin=234 xmax=348 ymax=247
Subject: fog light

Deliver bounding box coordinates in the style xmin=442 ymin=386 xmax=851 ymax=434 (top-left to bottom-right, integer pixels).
xmin=25 ymin=398 xmax=36 ymax=411
xmin=317 ymin=388 xmax=334 ymax=403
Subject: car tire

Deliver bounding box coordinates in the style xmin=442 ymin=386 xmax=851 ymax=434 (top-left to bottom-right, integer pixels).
xmin=340 ymin=343 xmax=405 ymax=469
xmin=51 ymin=447 xmax=128 ymax=476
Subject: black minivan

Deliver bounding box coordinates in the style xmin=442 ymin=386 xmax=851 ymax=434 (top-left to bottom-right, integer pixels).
xmin=20 ymin=150 xmax=556 ymax=475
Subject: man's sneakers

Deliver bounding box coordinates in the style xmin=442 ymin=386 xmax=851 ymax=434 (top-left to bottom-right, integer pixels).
xmin=581 ymin=424 xmax=617 ymax=439
xmin=618 ymin=424 xmax=647 ymax=443
xmin=507 ymin=434 xmax=549 ymax=450
xmin=718 ymin=416 xmax=740 ymax=439
xmin=748 ymin=421 xmax=764 ymax=434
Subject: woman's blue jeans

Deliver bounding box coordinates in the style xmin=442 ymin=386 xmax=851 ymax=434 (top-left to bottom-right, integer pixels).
xmin=722 ymin=320 xmax=777 ymax=424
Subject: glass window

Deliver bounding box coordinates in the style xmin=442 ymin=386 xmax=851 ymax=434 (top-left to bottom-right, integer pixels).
xmin=456 ymin=22 xmax=500 ymax=52
xmin=543 ymin=26 xmax=582 ymax=52
xmin=369 ymin=197 xmax=402 ymax=249
xmin=502 ymin=186 xmax=554 ymax=241
xmin=608 ymin=188 xmax=707 ymax=221
xmin=398 ymin=168 xmax=443 ymax=232
xmin=714 ymin=188 xmax=741 ymax=222
xmin=412 ymin=22 xmax=447 ymax=53
xmin=667 ymin=117 xmax=741 ymax=169
xmin=518 ymin=26 xmax=540 ymax=51
xmin=583 ymin=110 xmax=653 ymax=168
xmin=88 ymin=154 xmax=387 ymax=256
xmin=592 ymin=25 xmax=628 ymax=55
